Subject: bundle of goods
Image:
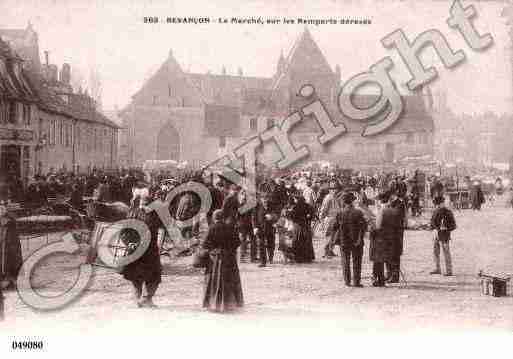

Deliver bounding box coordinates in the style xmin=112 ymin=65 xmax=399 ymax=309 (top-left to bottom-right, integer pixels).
xmin=407 ymin=218 xmax=431 ymax=231
xmin=478 ymin=271 xmax=511 ymax=297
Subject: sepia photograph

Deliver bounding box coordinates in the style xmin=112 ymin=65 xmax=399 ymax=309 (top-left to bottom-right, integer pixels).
xmin=0 ymin=0 xmax=512 ymax=357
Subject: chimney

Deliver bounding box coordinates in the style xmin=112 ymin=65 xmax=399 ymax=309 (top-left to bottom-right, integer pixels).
xmin=222 ymin=66 xmax=226 ymax=75
xmin=49 ymin=64 xmax=58 ymax=82
xmin=60 ymin=63 xmax=71 ymax=85
xmin=237 ymin=67 xmax=243 ymax=76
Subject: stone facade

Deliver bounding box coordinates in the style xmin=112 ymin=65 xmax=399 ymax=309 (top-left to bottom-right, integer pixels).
xmin=0 ymin=25 xmax=119 ymax=188
xmin=121 ymin=29 xmax=434 ymax=170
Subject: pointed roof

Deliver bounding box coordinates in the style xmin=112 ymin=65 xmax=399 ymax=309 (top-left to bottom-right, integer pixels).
xmin=131 ymin=49 xmax=186 ymax=100
xmin=272 ymin=28 xmax=333 ymax=91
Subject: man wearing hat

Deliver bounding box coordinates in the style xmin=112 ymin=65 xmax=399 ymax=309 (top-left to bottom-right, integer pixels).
xmin=222 ymin=184 xmax=240 ymax=226
xmin=319 ymin=180 xmax=343 ymax=258
xmin=332 ymin=192 xmax=367 ymax=287
xmin=370 ymin=191 xmax=400 ymax=287
xmin=252 ymin=193 xmax=279 ymax=267
xmin=385 ymin=192 xmax=408 ymax=283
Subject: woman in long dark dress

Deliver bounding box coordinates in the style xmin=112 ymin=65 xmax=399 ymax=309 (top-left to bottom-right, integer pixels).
xmin=119 ymin=194 xmax=163 ymax=308
xmin=202 ymin=209 xmax=243 ymax=313
xmin=286 ymin=194 xmax=316 ymax=263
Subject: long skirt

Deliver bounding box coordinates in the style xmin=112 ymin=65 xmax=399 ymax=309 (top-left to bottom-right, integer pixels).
xmin=292 ymin=223 xmax=315 ymax=263
xmin=0 ymin=222 xmax=23 ymax=283
xmin=203 ymin=251 xmax=244 ymax=312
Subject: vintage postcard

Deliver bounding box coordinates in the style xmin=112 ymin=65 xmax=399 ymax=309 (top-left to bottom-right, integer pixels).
xmin=0 ymin=0 xmax=512 ymax=357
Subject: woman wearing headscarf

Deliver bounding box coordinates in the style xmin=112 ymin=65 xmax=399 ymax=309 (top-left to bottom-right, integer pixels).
xmin=202 ymin=209 xmax=244 ymax=313
xmin=119 ymin=192 xmax=164 ymax=308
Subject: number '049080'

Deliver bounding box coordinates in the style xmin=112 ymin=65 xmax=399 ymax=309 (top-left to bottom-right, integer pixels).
xmin=12 ymin=341 xmax=44 ymax=350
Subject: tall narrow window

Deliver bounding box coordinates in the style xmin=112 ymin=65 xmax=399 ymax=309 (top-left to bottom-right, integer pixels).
xmin=51 ymin=120 xmax=57 ymax=145
xmin=0 ymin=99 xmax=5 ymax=124
xmin=76 ymin=126 xmax=81 ymax=150
xmin=59 ymin=120 xmax=64 ymax=145
xmin=266 ymin=118 xmax=275 ymax=129
xmin=25 ymin=104 xmax=31 ymax=125
xmin=8 ymin=101 xmax=16 ymax=124
xmin=219 ymin=136 xmax=226 ymax=148
xmin=249 ymin=118 xmax=257 ymax=131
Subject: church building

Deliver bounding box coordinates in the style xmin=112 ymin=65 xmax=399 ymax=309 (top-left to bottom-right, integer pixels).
xmin=120 ymin=28 xmax=435 ymax=170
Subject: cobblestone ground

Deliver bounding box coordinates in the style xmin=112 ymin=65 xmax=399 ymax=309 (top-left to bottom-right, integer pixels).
xmin=3 ymin=196 xmax=513 ymax=333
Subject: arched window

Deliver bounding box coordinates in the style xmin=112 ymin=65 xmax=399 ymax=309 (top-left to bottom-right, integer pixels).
xmin=266 ymin=118 xmax=275 ymax=129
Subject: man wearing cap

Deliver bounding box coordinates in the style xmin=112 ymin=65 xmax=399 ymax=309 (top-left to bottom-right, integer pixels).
xmin=332 ymin=192 xmax=367 ymax=287
xmin=430 ymin=196 xmax=456 ymax=276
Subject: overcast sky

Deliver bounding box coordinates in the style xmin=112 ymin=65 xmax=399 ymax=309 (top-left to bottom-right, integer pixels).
xmin=1 ymin=0 xmax=511 ymax=115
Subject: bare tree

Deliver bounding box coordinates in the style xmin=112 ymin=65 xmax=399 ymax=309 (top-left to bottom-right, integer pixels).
xmin=70 ymin=66 xmax=86 ymax=93
xmin=88 ymin=66 xmax=103 ymax=111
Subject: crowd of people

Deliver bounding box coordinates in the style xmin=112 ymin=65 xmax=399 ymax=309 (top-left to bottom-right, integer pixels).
xmin=109 ymin=167 xmax=458 ymax=311
xmin=1 ymin=163 xmax=508 ymax=318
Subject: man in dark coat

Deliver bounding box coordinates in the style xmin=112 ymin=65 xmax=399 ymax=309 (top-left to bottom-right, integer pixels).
xmin=252 ymin=194 xmax=279 ymax=267
xmin=369 ymin=192 xmax=402 ymax=287
xmin=430 ymin=177 xmax=444 ymax=201
xmin=175 ymin=188 xmax=200 ymax=239
xmin=271 ymin=178 xmax=288 ymax=214
xmin=430 ymin=196 xmax=456 ymax=276
xmin=95 ymin=177 xmax=112 ymax=203
xmin=238 ymin=190 xmax=255 ymax=263
xmin=333 ymin=192 xmax=367 ymax=287
xmin=26 ymin=176 xmax=48 ymax=208
xmin=0 ymin=201 xmax=22 ymax=290
xmin=121 ymin=173 xmax=137 ymax=205
xmin=222 ymin=185 xmax=240 ymax=225
xmin=470 ymin=182 xmax=485 ymax=210
xmin=120 ymin=195 xmax=163 ymax=308
xmin=205 ymin=180 xmax=224 ymax=226
xmin=385 ymin=194 xmax=407 ymax=283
